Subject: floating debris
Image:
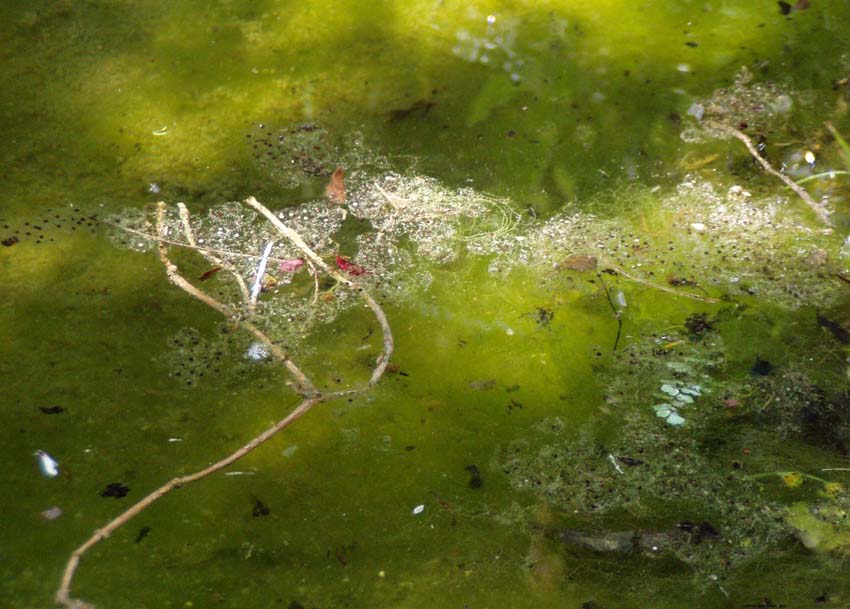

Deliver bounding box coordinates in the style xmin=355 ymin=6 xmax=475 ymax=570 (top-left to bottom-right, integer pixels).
xmin=252 ymin=499 xmax=270 ymax=517
xmin=466 ymin=464 xmax=483 ymax=489
xmin=751 ymin=356 xmax=774 ymax=377
xmin=278 ymin=258 xmax=304 ymax=273
xmin=244 ymin=341 xmax=270 ymax=362
xmin=40 ymin=506 xmax=62 ymax=520
xmin=134 ymin=526 xmax=151 ymax=543
xmin=325 ymin=167 xmax=346 ymax=204
xmin=412 ymin=504 xmax=425 ymax=515
xmin=335 ymin=254 xmax=367 ymax=276
xmin=39 ymin=406 xmax=65 ymax=415
xmin=198 ymin=266 xmax=222 ymax=281
xmin=34 ymin=450 xmax=59 ymax=478
xmin=558 ymin=254 xmax=598 ymax=272
xmin=100 ymin=482 xmax=130 ymax=498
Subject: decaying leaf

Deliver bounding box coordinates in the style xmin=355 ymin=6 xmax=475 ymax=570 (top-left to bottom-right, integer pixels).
xmin=325 ymin=167 xmax=346 ymax=204
xmin=335 ymin=254 xmax=367 ymax=276
xmin=278 ymin=258 xmax=305 ymax=273
xmin=558 ymin=254 xmax=598 ymax=272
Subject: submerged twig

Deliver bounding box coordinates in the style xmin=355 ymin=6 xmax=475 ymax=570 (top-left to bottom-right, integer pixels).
xmin=602 ymin=260 xmax=721 ymax=304
xmin=704 ymin=120 xmax=832 ymax=226
xmin=55 ymin=395 xmax=323 ymax=609
xmin=154 ymin=204 xmax=315 ymax=395
xmin=596 ymin=270 xmax=624 ymax=352
xmin=177 ymin=203 xmax=251 ymax=304
xmin=56 ymin=197 xmax=395 ymax=609
xmin=244 ymin=196 xmax=394 ymax=384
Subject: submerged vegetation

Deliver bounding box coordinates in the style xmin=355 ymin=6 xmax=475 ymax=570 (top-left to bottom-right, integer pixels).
xmin=3 ymin=1 xmax=850 ymax=608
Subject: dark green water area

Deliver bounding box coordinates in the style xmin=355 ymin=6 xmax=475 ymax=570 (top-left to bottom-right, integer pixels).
xmin=5 ymin=1 xmax=850 ymax=608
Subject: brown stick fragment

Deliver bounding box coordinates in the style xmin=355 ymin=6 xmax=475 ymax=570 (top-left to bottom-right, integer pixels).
xmin=244 ymin=197 xmax=394 ymax=384
xmin=325 ymin=167 xmax=346 ymax=204
xmin=177 ymin=203 xmax=251 ymax=304
xmin=601 ymin=260 xmax=721 ymax=304
xmin=55 ymin=396 xmax=323 ymax=609
xmin=704 ymin=121 xmax=832 ymax=226
xmin=154 ymin=204 xmax=316 ymax=395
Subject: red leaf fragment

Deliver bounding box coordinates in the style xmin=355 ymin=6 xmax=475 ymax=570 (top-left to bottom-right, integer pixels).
xmin=335 ymin=254 xmax=367 ymax=276
xmin=278 ymin=257 xmax=305 ymax=273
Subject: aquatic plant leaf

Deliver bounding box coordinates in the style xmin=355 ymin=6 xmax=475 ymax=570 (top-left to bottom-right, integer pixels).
xmin=826 ymin=123 xmax=850 ymax=174
xmin=661 ymin=384 xmax=680 ymax=396
xmin=666 ymin=412 xmax=686 ymax=426
xmin=653 ymin=404 xmax=673 ymax=417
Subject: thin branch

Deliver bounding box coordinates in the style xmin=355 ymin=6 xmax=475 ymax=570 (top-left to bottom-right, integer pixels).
xmin=154 ymin=204 xmax=316 ymax=395
xmin=305 ymin=258 xmax=320 ymax=305
xmin=103 ymin=217 xmax=288 ymax=266
xmin=244 ymin=197 xmax=394 ymax=384
xmin=601 ymin=260 xmax=721 ymax=304
xmin=55 ymin=197 xmax=396 ymax=609
xmin=704 ymin=120 xmax=832 ymax=226
xmin=177 ymin=203 xmax=251 ymax=304
xmin=55 ymin=396 xmax=323 ymax=609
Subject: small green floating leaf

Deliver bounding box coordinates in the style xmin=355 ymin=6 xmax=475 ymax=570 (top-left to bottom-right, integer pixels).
xmin=653 ymin=404 xmax=673 ymax=417
xmin=666 ymin=412 xmax=686 ymax=426
xmin=660 ymin=384 xmax=680 ymax=396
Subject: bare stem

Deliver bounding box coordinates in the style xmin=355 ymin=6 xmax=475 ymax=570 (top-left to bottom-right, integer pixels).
xmin=55 ymin=197 xmax=393 ymax=608
xmin=600 ymin=259 xmax=721 ymax=304
xmin=177 ymin=203 xmax=251 ymax=304
xmin=154 ymin=204 xmax=316 ymax=396
xmin=704 ymin=120 xmax=832 ymax=226
xmin=244 ymin=197 xmax=394 ymax=384
xmin=55 ymin=396 xmax=323 ymax=609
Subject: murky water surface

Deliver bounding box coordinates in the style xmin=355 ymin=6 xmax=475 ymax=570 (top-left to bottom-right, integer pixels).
xmin=3 ymin=1 xmax=850 ymax=608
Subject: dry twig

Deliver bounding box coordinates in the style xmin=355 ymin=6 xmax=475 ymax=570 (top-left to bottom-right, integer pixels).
xmin=55 ymin=196 xmax=397 ymax=609
xmin=177 ymin=202 xmax=251 ymax=304
xmin=244 ymin=196 xmax=394 ymax=383
xmin=704 ymin=120 xmax=832 ymax=226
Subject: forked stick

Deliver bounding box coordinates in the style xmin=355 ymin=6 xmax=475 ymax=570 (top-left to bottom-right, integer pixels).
xmin=177 ymin=203 xmax=251 ymax=304
xmin=56 ymin=198 xmax=394 ymax=609
xmin=156 ymin=204 xmax=315 ymax=395
xmin=244 ymin=196 xmax=394 ymax=385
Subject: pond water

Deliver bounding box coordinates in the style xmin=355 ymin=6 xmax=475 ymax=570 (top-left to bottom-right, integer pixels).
xmin=3 ymin=1 xmax=850 ymax=608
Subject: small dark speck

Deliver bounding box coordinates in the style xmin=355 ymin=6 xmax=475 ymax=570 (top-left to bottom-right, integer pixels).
xmin=685 ymin=41 xmax=699 ymax=48
xmin=252 ymin=499 xmax=270 ymax=517
xmin=39 ymin=406 xmax=65 ymax=414
xmin=134 ymin=526 xmax=151 ymax=543
xmin=750 ymin=356 xmax=774 ymax=376
xmin=100 ymin=482 xmax=130 ymax=498
xmin=466 ymin=464 xmax=483 ymax=489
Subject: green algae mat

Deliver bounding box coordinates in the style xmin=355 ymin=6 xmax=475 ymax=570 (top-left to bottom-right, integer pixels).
xmin=4 ymin=1 xmax=850 ymax=608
